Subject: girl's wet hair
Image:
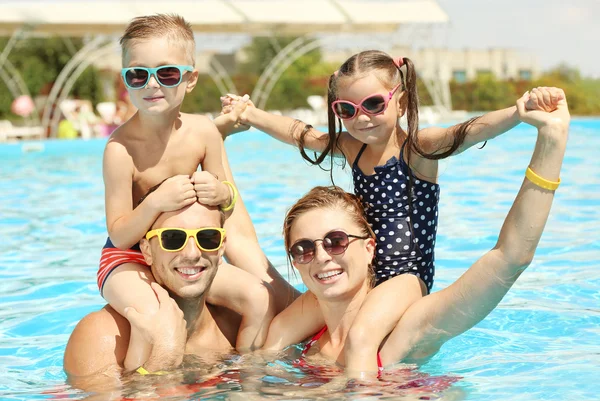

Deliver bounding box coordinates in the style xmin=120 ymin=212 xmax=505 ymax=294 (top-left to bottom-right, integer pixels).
xmin=283 ymin=186 xmax=376 ymax=285
xmin=296 ymin=50 xmax=481 ymax=243
xmin=297 ymin=49 xmax=481 ymax=172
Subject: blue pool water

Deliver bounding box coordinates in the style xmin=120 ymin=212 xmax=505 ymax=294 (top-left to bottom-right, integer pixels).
xmin=0 ymin=119 xmax=599 ymax=400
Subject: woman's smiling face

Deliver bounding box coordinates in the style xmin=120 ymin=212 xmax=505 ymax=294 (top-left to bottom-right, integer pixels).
xmin=289 ymin=206 xmax=375 ymax=301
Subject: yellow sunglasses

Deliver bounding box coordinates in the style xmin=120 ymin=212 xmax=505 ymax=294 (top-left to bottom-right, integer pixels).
xmin=145 ymin=227 xmax=226 ymax=252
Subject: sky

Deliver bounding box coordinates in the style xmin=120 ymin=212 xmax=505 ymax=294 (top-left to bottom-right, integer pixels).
xmin=434 ymin=0 xmax=600 ymax=78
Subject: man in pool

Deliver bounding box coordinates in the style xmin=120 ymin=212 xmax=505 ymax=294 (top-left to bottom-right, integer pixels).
xmin=63 ymin=200 xmax=266 ymax=385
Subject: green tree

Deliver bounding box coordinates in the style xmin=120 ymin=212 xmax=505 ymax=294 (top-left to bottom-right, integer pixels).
xmin=0 ymin=37 xmax=103 ymax=120
xmin=449 ymin=64 xmax=600 ymax=115
xmin=237 ymin=36 xmax=335 ymax=110
xmin=180 ymin=74 xmax=223 ymax=113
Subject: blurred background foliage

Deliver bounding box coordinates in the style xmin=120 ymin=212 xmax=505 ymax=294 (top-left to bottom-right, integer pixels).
xmin=1 ymin=35 xmax=599 ymax=122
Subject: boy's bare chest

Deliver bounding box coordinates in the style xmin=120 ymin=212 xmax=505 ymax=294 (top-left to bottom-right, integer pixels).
xmin=129 ymin=139 xmax=204 ymax=202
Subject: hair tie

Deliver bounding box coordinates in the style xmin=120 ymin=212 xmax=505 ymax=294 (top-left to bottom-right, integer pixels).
xmin=333 ymin=70 xmax=339 ymax=77
xmin=393 ymin=57 xmax=404 ymax=68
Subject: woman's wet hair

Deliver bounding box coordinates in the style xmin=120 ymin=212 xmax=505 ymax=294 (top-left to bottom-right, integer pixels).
xmin=283 ymin=186 xmax=376 ymax=285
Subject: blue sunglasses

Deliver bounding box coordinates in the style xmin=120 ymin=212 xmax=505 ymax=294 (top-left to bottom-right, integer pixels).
xmin=121 ymin=65 xmax=193 ymax=89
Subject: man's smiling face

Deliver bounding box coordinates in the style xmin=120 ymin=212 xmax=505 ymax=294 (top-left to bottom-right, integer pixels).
xmin=140 ymin=202 xmax=225 ymax=300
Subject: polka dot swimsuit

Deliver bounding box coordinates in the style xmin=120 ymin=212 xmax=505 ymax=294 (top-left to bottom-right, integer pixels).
xmin=352 ymin=142 xmax=439 ymax=293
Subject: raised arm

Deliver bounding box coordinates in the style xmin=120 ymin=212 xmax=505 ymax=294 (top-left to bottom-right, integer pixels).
xmin=418 ymin=87 xmax=563 ymax=157
xmin=199 ymin=118 xmax=229 ymax=182
xmin=417 ymin=106 xmax=520 ymax=156
xmin=219 ymin=94 xmax=348 ymax=156
xmin=104 ymin=140 xmax=196 ymax=249
xmin=381 ymin=88 xmax=570 ymax=363
xmin=103 ymin=140 xmax=160 ymax=248
xmin=191 ymin=117 xmax=235 ymax=210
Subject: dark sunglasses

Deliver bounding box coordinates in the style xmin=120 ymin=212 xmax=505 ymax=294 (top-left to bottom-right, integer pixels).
xmin=145 ymin=227 xmax=225 ymax=252
xmin=288 ymin=230 xmax=370 ymax=264
xmin=121 ymin=65 xmax=193 ymax=89
xmin=331 ymin=83 xmax=402 ymax=120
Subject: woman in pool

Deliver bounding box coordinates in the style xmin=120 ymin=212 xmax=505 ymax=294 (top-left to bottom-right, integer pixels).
xmin=264 ymin=88 xmax=569 ymax=376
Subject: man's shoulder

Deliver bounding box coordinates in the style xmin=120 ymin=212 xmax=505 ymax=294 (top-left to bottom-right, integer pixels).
xmin=64 ymin=306 xmax=130 ymax=377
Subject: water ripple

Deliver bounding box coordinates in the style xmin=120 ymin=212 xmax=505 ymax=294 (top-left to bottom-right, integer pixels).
xmin=1 ymin=122 xmax=599 ymax=400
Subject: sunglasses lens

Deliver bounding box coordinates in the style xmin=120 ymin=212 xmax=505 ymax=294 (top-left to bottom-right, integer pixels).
xmin=334 ymin=102 xmax=357 ymax=119
xmin=290 ymin=240 xmax=315 ymax=264
xmin=160 ymin=229 xmax=187 ymax=250
xmin=156 ymin=66 xmax=182 ymax=86
xmin=125 ymin=68 xmax=149 ymax=88
xmin=323 ymin=231 xmax=350 ymax=255
xmin=196 ymin=229 xmax=223 ymax=251
xmin=362 ymin=95 xmax=387 ymax=114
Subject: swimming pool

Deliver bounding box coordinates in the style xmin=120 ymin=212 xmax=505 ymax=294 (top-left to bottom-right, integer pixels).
xmin=0 ymin=119 xmax=599 ymax=400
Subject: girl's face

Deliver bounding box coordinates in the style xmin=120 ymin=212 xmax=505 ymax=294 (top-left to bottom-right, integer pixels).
xmin=336 ymin=74 xmax=404 ymax=146
xmin=288 ymin=207 xmax=375 ymax=301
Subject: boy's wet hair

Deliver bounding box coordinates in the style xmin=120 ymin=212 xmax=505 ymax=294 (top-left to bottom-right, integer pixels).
xmin=120 ymin=14 xmax=196 ymax=65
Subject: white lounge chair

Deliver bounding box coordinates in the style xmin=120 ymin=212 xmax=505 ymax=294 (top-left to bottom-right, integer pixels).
xmin=0 ymin=120 xmax=44 ymax=142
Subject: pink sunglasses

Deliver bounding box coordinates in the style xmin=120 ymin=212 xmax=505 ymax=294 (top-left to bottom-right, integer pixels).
xmin=332 ymin=83 xmax=402 ymax=120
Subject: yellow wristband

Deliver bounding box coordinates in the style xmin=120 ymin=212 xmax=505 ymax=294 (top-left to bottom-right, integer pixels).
xmin=525 ymin=167 xmax=560 ymax=190
xmin=220 ymin=181 xmax=238 ymax=212
xmin=136 ymin=366 xmax=168 ymax=376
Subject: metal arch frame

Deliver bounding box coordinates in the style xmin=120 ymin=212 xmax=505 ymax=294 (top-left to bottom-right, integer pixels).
xmin=412 ymin=23 xmax=452 ymax=111
xmin=1 ymin=60 xmax=40 ymax=125
xmin=41 ymin=35 xmax=108 ymax=136
xmin=0 ymin=64 xmax=20 ymax=100
xmin=208 ymin=56 xmax=238 ymax=96
xmin=251 ymin=35 xmax=316 ymax=110
xmin=49 ymin=42 xmax=120 ymax=138
xmin=250 ymin=33 xmax=451 ymax=113
xmin=46 ymin=39 xmax=239 ymax=137
xmin=0 ymin=27 xmax=25 ymax=71
xmin=0 ymin=27 xmax=41 ymax=125
xmin=420 ymin=77 xmax=450 ymax=112
xmin=0 ymin=28 xmax=24 ymax=99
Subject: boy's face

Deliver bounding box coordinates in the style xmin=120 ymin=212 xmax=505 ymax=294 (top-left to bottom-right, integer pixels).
xmin=122 ymin=37 xmax=198 ymax=115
